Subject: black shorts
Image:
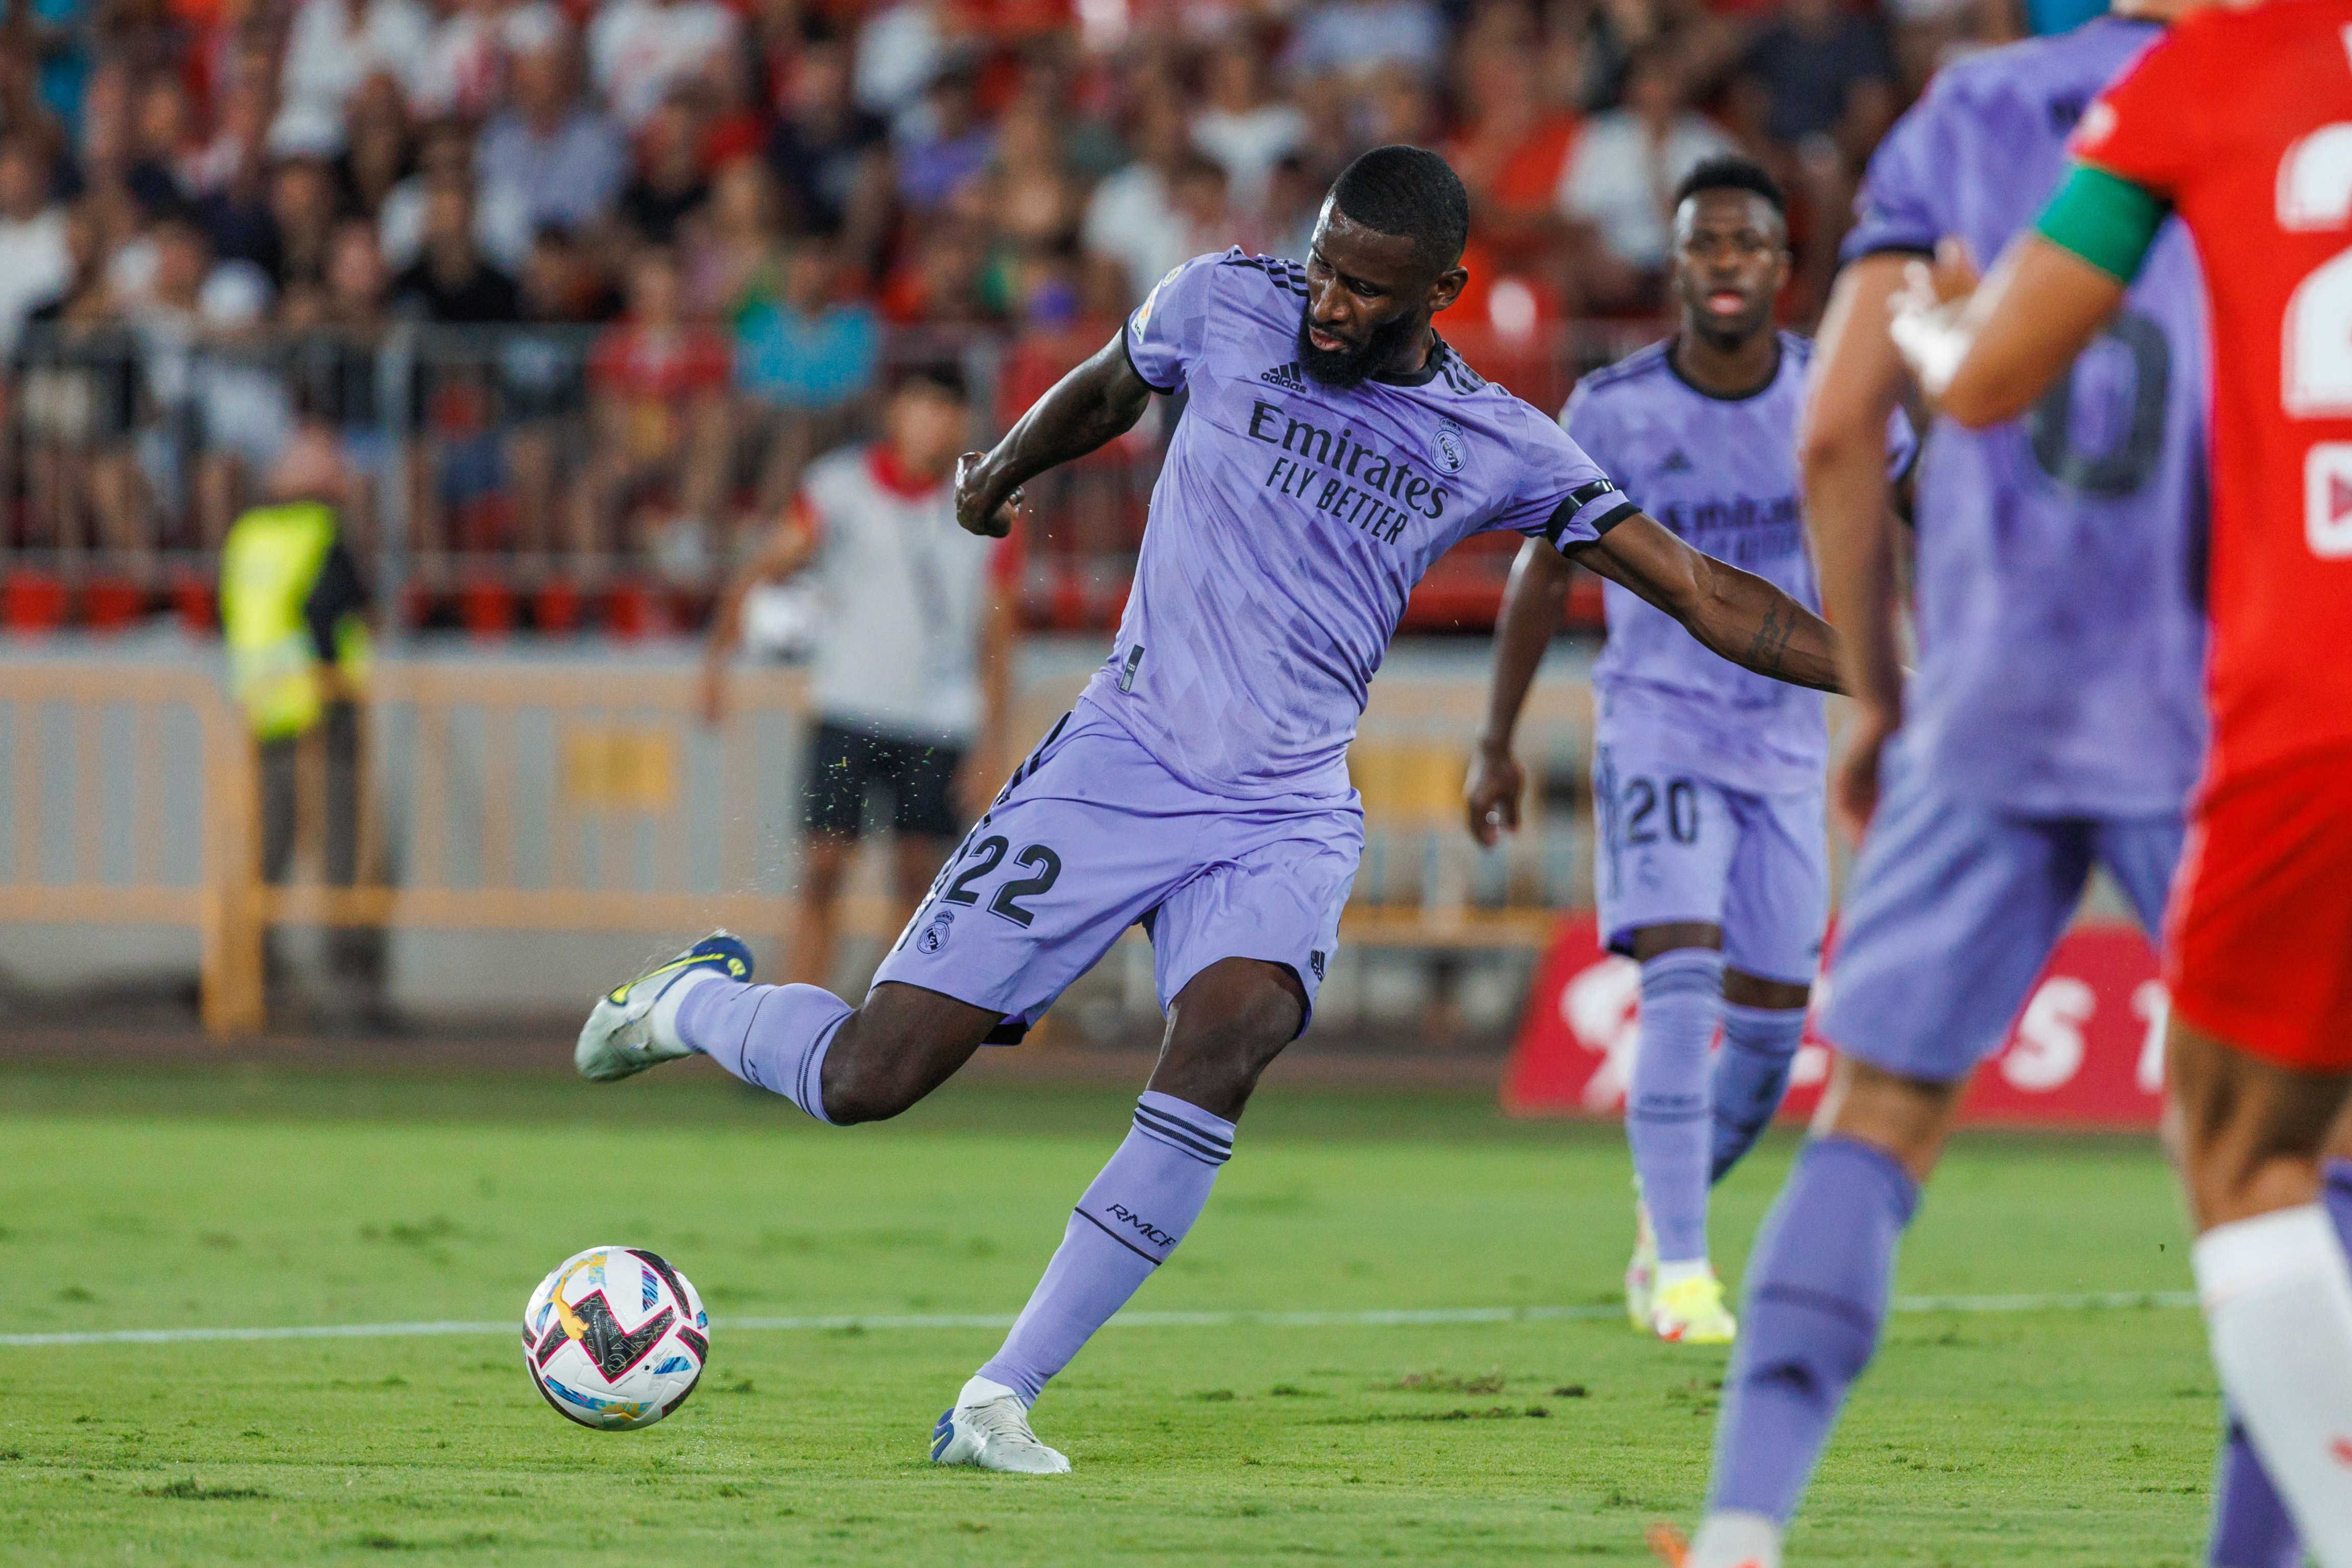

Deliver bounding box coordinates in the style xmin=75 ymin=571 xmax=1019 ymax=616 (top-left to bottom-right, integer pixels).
xmin=802 ymin=720 xmax=964 ymax=840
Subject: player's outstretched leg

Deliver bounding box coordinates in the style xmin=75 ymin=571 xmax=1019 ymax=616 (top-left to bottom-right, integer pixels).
xmin=1685 ymin=1058 xmax=1954 ymax=1568
xmin=577 ymin=931 xmax=1001 ymax=1125
xmin=1626 ymin=945 xmax=1732 ymax=1342
xmin=933 ymin=958 xmax=1301 ymax=1475
xmin=2206 ymin=1157 xmax=2352 ymax=1568
xmin=2174 ymin=1019 xmax=2352 ymax=1568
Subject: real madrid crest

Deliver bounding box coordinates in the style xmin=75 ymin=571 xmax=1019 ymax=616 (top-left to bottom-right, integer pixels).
xmin=916 ymin=908 xmax=955 ymax=954
xmin=1431 ymin=417 xmax=1467 ymax=476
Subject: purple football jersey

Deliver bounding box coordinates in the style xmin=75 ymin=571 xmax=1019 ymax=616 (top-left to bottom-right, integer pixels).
xmin=1567 ymin=335 xmax=1911 ymax=796
xmin=1842 ymin=18 xmax=2209 ymax=817
xmin=1088 ymin=249 xmax=1636 ymax=799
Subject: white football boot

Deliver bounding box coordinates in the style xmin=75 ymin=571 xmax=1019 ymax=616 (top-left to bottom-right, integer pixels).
xmin=575 ymin=932 xmax=753 ymax=1082
xmin=1627 ymin=1187 xmax=1659 ymax=1330
xmin=930 ymin=1376 xmax=1072 ymax=1475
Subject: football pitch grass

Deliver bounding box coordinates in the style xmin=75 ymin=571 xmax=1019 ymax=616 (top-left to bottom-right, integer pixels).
xmin=0 ymin=1064 xmax=2216 ymax=1565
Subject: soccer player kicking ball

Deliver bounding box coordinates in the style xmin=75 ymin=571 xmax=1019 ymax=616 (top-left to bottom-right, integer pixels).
xmin=1658 ymin=13 xmax=2216 ymax=1567
xmin=575 ymin=147 xmax=1846 ymax=1475
xmin=1468 ymin=156 xmax=1914 ymax=1347
xmin=1881 ymin=5 xmax=2352 ymax=1561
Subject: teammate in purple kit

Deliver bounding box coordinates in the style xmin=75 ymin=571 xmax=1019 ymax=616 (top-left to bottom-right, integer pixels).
xmin=1655 ymin=18 xmax=2213 ymax=1568
xmin=573 ymin=146 xmax=1847 ymax=1476
xmin=1467 ymin=158 xmax=1912 ymax=1348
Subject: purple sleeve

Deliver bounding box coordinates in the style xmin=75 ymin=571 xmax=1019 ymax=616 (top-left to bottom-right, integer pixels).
xmin=1494 ymin=402 xmax=1638 ymax=549
xmin=1122 ymin=250 xmax=1230 ymax=393
xmin=1840 ymin=86 xmax=1950 ymax=264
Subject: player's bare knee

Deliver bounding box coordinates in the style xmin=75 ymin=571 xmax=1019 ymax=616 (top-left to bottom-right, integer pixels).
xmin=2167 ymin=1016 xmax=2349 ymax=1226
xmin=1815 ymin=1056 xmax=1962 ymax=1182
xmin=1724 ymin=968 xmax=1810 ymax=1011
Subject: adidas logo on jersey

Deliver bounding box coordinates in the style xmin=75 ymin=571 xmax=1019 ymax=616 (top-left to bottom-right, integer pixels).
xmin=1261 ymin=362 xmax=1307 ymax=393
xmin=1660 ymin=449 xmax=1694 ymax=473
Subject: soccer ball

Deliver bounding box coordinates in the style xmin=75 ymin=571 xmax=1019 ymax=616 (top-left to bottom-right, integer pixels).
xmin=521 ymin=1245 xmax=708 ymax=1430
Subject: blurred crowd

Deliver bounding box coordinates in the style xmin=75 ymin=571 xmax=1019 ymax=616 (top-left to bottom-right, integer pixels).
xmin=0 ymin=0 xmax=2029 ymax=609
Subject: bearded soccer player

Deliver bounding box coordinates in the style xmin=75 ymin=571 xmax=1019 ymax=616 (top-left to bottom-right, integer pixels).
xmin=1657 ymin=14 xmax=2217 ymax=1568
xmin=1880 ymin=5 xmax=2352 ymax=1563
xmin=573 ymin=146 xmax=1845 ymax=1474
xmin=1468 ymin=156 xmax=1913 ymax=1347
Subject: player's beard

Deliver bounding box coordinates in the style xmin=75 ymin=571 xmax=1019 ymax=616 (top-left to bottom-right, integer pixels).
xmin=1296 ymin=305 xmax=1421 ymax=389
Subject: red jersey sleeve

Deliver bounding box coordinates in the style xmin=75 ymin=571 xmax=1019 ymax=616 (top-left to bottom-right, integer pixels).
xmin=2070 ymin=23 xmax=2203 ymax=200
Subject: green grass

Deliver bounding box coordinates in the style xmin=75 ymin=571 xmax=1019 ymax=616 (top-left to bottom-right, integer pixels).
xmin=0 ymin=1065 xmax=2215 ymax=1565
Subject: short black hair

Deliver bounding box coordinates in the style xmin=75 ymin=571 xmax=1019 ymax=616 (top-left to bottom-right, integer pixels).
xmin=890 ymin=359 xmax=970 ymax=404
xmin=1671 ymin=155 xmax=1786 ymax=218
xmin=1327 ymin=145 xmax=1470 ymax=272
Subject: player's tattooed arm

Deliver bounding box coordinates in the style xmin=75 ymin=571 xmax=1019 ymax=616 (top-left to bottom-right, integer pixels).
xmin=954 ymin=332 xmax=1157 ymax=538
xmin=1464 ymin=538 xmax=1574 ymax=845
xmin=1566 ymin=514 xmax=1845 ymax=694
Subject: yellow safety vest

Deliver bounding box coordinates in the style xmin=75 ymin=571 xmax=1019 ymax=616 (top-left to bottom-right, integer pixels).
xmin=220 ymin=502 xmax=369 ymax=740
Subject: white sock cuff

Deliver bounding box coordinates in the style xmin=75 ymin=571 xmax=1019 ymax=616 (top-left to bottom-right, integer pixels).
xmin=2194 ymin=1205 xmax=2343 ymax=1308
xmin=959 ymin=1373 xmax=1022 ymax=1409
xmin=649 ymin=967 xmax=723 ymax=1053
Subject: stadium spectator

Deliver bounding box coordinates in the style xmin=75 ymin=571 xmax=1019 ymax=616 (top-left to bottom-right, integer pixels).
xmin=698 ymin=361 xmax=1012 ymax=990
xmin=573 ymin=246 xmax=731 ymax=574
xmin=616 ymin=94 xmax=711 ymax=247
xmin=1447 ymin=41 xmax=1577 ymax=277
xmin=1190 ymin=30 xmax=1301 ymax=213
xmin=1284 ymin=0 xmax=1448 ymax=82
xmin=124 ymin=75 xmax=195 ymax=213
xmin=0 ymin=139 xmax=73 ymax=359
xmin=273 ymin=0 xmax=433 ymax=155
xmin=894 ymin=62 xmax=994 ymax=213
xmin=476 ymin=23 xmax=628 ymax=236
xmin=329 ymin=73 xmax=414 ymax=222
xmin=1077 ymin=83 xmax=1204 ymax=305
xmin=1737 ymin=0 xmax=1899 ymax=160
xmin=733 ymin=234 xmax=880 ymax=515
xmin=383 ymin=121 xmax=532 ymax=273
xmin=269 ymin=157 xmax=341 ymax=292
xmin=764 ymin=33 xmax=891 ymax=273
xmin=852 ymin=0 xmax=949 ymax=128
xmin=388 ymin=164 xmax=521 ymax=321
xmin=412 ymin=0 xmax=509 ymax=123
xmin=1556 ymin=44 xmax=1736 ymax=309
xmin=588 ymin=0 xmax=741 ymax=129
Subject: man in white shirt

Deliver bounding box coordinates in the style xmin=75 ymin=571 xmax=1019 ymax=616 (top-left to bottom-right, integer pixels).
xmin=701 ymin=363 xmax=1015 ymax=988
xmin=589 ymin=0 xmax=740 ymax=129
xmin=1556 ymin=46 xmax=1737 ymax=307
xmin=0 ymin=140 xmax=71 ymax=359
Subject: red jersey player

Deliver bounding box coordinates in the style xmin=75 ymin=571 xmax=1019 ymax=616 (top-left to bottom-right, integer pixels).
xmin=1890 ymin=4 xmax=2352 ymax=1560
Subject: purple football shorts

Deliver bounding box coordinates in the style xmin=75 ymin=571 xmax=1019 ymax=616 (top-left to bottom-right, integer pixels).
xmin=1819 ymin=736 xmax=2183 ymax=1083
xmin=873 ymin=699 xmax=1362 ymax=1040
xmin=1591 ymin=742 xmax=1829 ymax=985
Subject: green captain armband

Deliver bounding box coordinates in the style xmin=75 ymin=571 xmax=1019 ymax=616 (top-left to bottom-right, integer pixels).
xmin=2034 ymin=163 xmax=2171 ymax=283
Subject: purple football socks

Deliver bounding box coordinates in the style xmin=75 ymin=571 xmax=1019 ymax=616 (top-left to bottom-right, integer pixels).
xmin=978 ymin=1092 xmax=1237 ymax=1405
xmin=676 ymin=979 xmax=852 ymax=1124
xmin=1630 ymin=949 xmax=1726 ymax=1265
xmin=1708 ymin=1135 xmax=1919 ymax=1522
xmin=2204 ymin=1156 xmax=2352 ymax=1567
xmin=1709 ymin=1003 xmax=1807 ymax=1183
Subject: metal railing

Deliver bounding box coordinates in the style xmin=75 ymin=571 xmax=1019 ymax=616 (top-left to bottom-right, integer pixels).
xmin=3 ymin=318 xmax=1663 ymax=639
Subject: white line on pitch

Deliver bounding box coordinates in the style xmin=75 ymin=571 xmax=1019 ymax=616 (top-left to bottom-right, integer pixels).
xmin=0 ymin=1290 xmax=2197 ymax=1349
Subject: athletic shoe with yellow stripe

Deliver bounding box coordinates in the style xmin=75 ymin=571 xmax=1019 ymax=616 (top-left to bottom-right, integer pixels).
xmin=1626 ymin=1192 xmax=1659 ymax=1330
xmin=575 ymin=932 xmax=752 ymax=1082
xmin=1650 ymin=1271 xmax=1737 ymax=1345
